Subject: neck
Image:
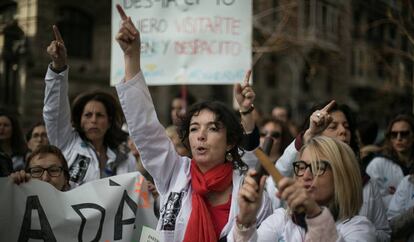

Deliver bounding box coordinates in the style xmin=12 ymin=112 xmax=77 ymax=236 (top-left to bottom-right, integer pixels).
xmin=92 ymin=140 xmax=106 ymax=153
xmin=398 ymin=151 xmax=412 ymax=166
xmin=197 ymin=160 xmax=225 ymax=173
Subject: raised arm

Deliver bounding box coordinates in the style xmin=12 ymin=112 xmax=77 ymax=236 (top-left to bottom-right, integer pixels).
xmin=43 ymin=25 xmax=75 ymax=150
xmin=114 ymin=5 xmax=184 ymax=194
xmin=115 ymin=4 xmax=141 ymax=80
xmin=234 ymin=70 xmax=255 ymax=133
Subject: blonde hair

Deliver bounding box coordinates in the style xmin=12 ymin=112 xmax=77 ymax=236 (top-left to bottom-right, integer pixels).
xmin=299 ymin=136 xmax=362 ymax=221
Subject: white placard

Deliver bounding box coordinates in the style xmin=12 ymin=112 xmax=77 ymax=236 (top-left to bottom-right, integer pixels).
xmin=0 ymin=172 xmax=159 ymax=241
xmin=111 ymin=0 xmax=252 ymax=85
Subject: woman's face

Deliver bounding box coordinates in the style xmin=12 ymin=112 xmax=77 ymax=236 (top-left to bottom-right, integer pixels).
xmin=28 ymin=153 xmax=67 ymax=191
xmin=296 ymin=148 xmax=334 ymax=205
xmin=0 ymin=116 xmax=12 ymax=141
xmin=322 ymin=111 xmax=351 ymax=145
xmin=80 ymin=100 xmax=110 ymax=144
xmin=27 ymin=125 xmax=49 ymax=151
xmin=171 ymin=98 xmax=185 ymax=126
xmin=260 ymin=122 xmax=282 ymax=153
xmin=188 ymin=109 xmax=232 ymax=173
xmin=390 ymin=120 xmax=414 ymax=154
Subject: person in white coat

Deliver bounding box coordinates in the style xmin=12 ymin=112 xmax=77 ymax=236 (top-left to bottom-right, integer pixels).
xmin=43 ymin=26 xmax=136 ymax=188
xmin=387 ymin=174 xmax=414 ymax=241
xmin=113 ymin=5 xmax=271 ymax=242
xmin=366 ymin=114 xmax=414 ymax=208
xmin=273 ymin=101 xmax=391 ymax=241
xmin=230 ymin=136 xmax=376 ymax=242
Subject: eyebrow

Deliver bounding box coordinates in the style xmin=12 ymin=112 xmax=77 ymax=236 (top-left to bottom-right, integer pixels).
xmin=190 ymin=121 xmax=218 ymax=126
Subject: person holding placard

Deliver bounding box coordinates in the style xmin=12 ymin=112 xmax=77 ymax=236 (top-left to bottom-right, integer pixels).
xmin=10 ymin=144 xmax=70 ymax=191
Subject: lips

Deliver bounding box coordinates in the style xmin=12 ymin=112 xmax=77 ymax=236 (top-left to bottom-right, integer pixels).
xmin=88 ymin=128 xmax=100 ymax=132
xmin=194 ymin=146 xmax=207 ymax=155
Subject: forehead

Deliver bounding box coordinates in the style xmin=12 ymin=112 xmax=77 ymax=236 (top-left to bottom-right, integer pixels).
xmin=300 ymin=147 xmax=328 ymax=162
xmin=172 ymin=98 xmax=184 ymax=107
xmin=83 ymin=100 xmax=107 ymax=113
xmin=330 ymin=111 xmax=347 ymax=122
xmin=190 ymin=109 xmax=217 ymax=124
xmin=0 ymin=116 xmax=11 ymax=124
xmin=391 ymin=120 xmax=412 ymax=131
xmin=32 ymin=125 xmax=46 ymax=133
xmin=30 ymin=153 xmax=63 ymax=167
xmin=263 ymin=122 xmax=281 ymax=131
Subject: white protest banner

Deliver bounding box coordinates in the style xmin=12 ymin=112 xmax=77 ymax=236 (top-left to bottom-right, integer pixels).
xmin=0 ymin=172 xmax=160 ymax=242
xmin=111 ymin=0 xmax=252 ymax=86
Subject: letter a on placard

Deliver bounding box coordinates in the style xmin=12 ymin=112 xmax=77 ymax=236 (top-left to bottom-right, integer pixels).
xmin=18 ymin=196 xmax=57 ymax=242
xmin=114 ymin=190 xmax=137 ymax=240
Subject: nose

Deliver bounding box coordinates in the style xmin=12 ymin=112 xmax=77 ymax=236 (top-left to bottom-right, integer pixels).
xmin=302 ymin=166 xmax=313 ymax=180
xmin=40 ymin=171 xmax=51 ymax=182
xmin=91 ymin=114 xmax=98 ymax=123
xmin=197 ymin=128 xmax=206 ymax=141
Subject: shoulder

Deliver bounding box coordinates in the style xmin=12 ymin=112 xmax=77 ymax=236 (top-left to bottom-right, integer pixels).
xmin=337 ymin=215 xmax=376 ymax=231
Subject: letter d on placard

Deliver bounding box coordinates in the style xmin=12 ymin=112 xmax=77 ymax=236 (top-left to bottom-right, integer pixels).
xmin=72 ymin=203 xmax=106 ymax=242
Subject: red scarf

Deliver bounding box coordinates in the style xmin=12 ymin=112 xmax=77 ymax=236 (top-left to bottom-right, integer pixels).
xmin=183 ymin=160 xmax=233 ymax=242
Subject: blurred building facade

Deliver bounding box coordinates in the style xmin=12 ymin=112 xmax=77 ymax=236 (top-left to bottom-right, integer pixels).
xmin=0 ymin=0 xmax=412 ymax=130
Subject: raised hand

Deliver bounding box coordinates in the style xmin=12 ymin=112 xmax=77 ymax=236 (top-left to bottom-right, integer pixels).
xmin=234 ymin=70 xmax=255 ymax=111
xmin=115 ymin=4 xmax=141 ymax=80
xmin=304 ymin=100 xmax=335 ymax=143
xmin=237 ymin=169 xmax=266 ymax=227
xmin=277 ymin=177 xmax=321 ymax=217
xmin=46 ymin=25 xmax=67 ymax=71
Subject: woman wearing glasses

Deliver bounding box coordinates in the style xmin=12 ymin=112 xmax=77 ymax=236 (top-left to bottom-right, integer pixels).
xmin=274 ymin=101 xmax=391 ymax=241
xmin=259 ymin=118 xmax=293 ymax=162
xmin=230 ymin=136 xmax=376 ymax=241
xmin=10 ymin=145 xmax=70 ymax=191
xmin=366 ymin=114 xmax=414 ymax=208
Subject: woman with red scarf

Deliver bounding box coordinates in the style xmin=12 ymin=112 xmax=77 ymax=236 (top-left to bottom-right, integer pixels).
xmin=114 ymin=5 xmax=271 ymax=242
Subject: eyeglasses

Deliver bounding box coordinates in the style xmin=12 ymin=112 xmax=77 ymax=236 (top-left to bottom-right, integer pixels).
xmin=390 ymin=130 xmax=411 ymax=140
xmin=27 ymin=166 xmax=64 ymax=178
xmin=260 ymin=131 xmax=281 ymax=139
xmin=292 ymin=160 xmax=330 ymax=177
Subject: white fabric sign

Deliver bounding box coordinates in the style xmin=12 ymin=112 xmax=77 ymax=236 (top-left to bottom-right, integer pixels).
xmin=111 ymin=0 xmax=252 ymax=85
xmin=0 ymin=172 xmax=160 ymax=242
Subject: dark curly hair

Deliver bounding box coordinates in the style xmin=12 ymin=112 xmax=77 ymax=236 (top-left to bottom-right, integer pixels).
xmin=71 ymin=91 xmax=127 ymax=149
xmin=178 ymin=101 xmax=246 ymax=170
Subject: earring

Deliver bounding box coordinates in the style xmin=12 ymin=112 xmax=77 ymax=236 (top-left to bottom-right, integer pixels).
xmin=225 ymin=152 xmax=233 ymax=162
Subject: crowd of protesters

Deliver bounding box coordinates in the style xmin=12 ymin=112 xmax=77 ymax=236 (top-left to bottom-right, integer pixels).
xmin=2 ymin=4 xmax=414 ymax=242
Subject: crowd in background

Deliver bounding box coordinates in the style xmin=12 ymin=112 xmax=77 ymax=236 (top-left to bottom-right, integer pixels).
xmin=2 ymin=4 xmax=414 ymax=242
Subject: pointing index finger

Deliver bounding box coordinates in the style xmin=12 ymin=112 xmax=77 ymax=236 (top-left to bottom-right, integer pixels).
xmin=321 ymin=100 xmax=336 ymax=112
xmin=52 ymin=25 xmax=64 ymax=43
xmin=243 ymin=70 xmax=252 ymax=86
xmin=116 ymin=4 xmax=128 ymax=20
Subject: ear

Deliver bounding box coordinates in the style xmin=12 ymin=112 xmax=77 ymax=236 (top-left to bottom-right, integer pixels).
xmin=226 ymin=144 xmax=235 ymax=152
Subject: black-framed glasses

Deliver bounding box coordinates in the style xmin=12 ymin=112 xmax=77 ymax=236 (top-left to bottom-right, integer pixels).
xmin=27 ymin=166 xmax=64 ymax=178
xmin=260 ymin=131 xmax=281 ymax=139
xmin=292 ymin=160 xmax=330 ymax=177
xmin=390 ymin=130 xmax=411 ymax=140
